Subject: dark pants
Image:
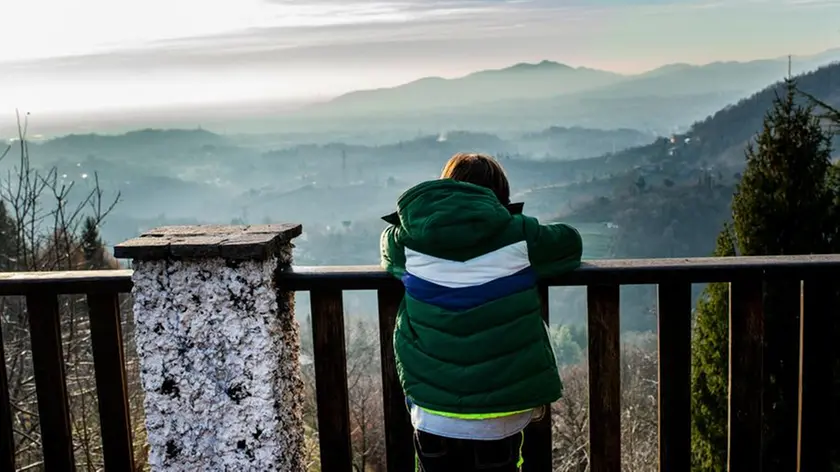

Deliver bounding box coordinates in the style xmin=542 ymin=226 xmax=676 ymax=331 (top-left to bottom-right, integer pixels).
xmin=413 ymin=429 xmax=524 ymax=472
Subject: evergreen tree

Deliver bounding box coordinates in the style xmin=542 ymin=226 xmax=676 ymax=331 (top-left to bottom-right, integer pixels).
xmin=80 ymin=216 xmax=105 ymax=269
xmin=692 ymin=76 xmax=836 ymax=471
xmin=797 ymin=87 xmax=840 ymax=137
xmin=690 ymin=225 xmax=736 ymax=472
xmin=732 ymin=77 xmax=834 ymax=255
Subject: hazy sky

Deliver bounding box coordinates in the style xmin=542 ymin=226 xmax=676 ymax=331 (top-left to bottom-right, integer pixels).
xmin=2 ymin=0 xmax=839 ymax=114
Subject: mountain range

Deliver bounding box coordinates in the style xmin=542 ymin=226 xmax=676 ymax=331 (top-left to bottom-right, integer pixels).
xmin=274 ymin=48 xmax=840 ymax=136
xmin=316 ymin=61 xmax=624 ymax=114
xmin=309 ymin=48 xmax=840 ymax=115
xmin=6 ymin=48 xmax=840 ymax=140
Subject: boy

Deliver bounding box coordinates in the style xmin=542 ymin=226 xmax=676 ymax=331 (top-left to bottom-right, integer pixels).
xmin=380 ymin=153 xmax=583 ymax=471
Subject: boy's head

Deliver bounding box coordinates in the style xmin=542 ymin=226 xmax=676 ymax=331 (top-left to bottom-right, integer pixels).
xmin=440 ymin=153 xmax=510 ymax=205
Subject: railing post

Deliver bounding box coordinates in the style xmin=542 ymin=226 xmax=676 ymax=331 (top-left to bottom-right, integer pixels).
xmin=0 ymin=317 xmax=15 ymax=472
xmin=760 ymin=279 xmax=800 ymax=471
xmin=310 ymin=288 xmax=352 ymax=472
xmin=727 ymin=278 xmax=764 ymax=472
xmin=86 ymin=291 xmax=135 ymax=471
xmin=115 ymin=224 xmax=304 ymax=471
xmin=26 ymin=293 xmax=74 ymax=471
xmin=522 ymin=283 xmax=553 ymax=472
xmin=797 ymin=278 xmax=834 ymax=471
xmin=656 ymin=282 xmax=692 ymax=472
xmin=377 ymin=286 xmax=414 ymax=472
xmin=587 ymin=284 xmax=621 ymax=472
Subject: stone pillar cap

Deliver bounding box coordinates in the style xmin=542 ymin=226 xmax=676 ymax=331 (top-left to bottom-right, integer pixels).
xmin=114 ymin=224 xmax=302 ymax=261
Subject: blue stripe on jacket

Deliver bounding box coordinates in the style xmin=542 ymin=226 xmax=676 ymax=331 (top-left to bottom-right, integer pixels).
xmin=402 ymin=267 xmax=537 ymax=311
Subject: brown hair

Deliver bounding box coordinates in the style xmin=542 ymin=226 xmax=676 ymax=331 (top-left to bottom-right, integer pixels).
xmin=440 ymin=153 xmax=510 ymax=205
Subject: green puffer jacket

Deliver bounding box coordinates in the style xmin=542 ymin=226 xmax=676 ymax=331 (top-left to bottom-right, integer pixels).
xmin=380 ymin=179 xmax=583 ymax=415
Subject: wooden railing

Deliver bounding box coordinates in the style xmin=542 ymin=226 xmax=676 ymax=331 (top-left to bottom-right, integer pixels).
xmin=1 ymin=255 xmax=839 ymax=471
xmin=0 ymin=270 xmax=134 ymax=472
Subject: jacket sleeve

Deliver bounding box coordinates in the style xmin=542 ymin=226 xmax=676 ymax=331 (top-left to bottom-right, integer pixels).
xmin=380 ymin=225 xmax=407 ymax=279
xmin=521 ymin=216 xmax=583 ymax=278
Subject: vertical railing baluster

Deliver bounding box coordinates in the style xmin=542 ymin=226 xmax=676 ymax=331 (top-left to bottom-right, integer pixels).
xmin=376 ymin=286 xmax=414 ymax=472
xmin=0 ymin=316 xmax=15 ymax=472
xmin=657 ymin=282 xmax=692 ymax=472
xmin=727 ymin=279 xmax=764 ymax=472
xmin=86 ymin=291 xmax=135 ymax=471
xmin=797 ymin=278 xmax=833 ymax=471
xmin=587 ymin=284 xmax=621 ymax=472
xmin=760 ymin=279 xmax=800 ymax=470
xmin=522 ymin=283 xmax=553 ymax=472
xmin=26 ymin=293 xmax=74 ymax=471
xmin=311 ymin=288 xmax=352 ymax=472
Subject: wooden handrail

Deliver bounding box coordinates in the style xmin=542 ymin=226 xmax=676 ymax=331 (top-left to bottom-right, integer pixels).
xmin=2 ymin=254 xmax=840 ymax=293
xmin=0 ymin=269 xmax=133 ymax=295
xmin=281 ymin=255 xmax=840 ymax=289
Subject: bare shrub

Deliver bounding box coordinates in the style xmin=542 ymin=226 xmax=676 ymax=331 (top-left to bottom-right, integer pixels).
xmin=552 ymin=337 xmax=659 ymax=472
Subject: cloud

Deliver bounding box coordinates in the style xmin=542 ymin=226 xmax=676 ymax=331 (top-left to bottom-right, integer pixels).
xmin=2 ymin=0 xmax=837 ymax=114
xmin=0 ymin=0 xmax=817 ymax=66
xmin=1 ymin=0 xmax=829 ymax=76
xmin=784 ymin=0 xmax=840 ymax=6
xmin=0 ymin=0 xmax=715 ymax=65
xmin=3 ymin=1 xmax=587 ymax=70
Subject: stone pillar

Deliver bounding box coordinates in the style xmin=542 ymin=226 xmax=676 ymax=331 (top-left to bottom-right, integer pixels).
xmin=114 ymin=224 xmax=304 ymax=472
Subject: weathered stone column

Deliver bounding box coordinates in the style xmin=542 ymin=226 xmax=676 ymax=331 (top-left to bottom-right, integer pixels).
xmin=114 ymin=224 xmax=304 ymax=472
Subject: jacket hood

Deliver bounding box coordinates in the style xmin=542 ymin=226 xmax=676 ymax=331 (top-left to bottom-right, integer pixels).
xmin=381 ymin=179 xmax=517 ymax=251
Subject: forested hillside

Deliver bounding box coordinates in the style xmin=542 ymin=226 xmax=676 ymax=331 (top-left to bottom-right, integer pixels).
xmin=552 ymin=61 xmax=840 ymax=260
